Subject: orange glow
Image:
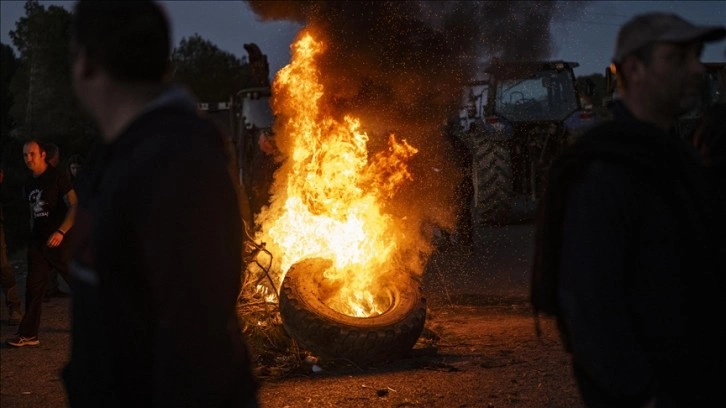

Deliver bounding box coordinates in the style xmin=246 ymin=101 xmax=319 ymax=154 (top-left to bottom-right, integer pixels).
xmin=253 ymin=30 xmax=418 ymax=317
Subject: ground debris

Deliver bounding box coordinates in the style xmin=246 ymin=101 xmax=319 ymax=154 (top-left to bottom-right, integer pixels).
xmin=417 ymin=361 xmax=460 ymax=372
xmin=236 ymin=296 xmax=309 ymax=378
xmin=237 ymin=292 xmax=452 ymax=378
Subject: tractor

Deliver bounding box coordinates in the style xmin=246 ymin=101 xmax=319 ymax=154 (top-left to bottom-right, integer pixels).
xmin=458 ymin=60 xmax=598 ymax=226
xmin=197 ymin=43 xmax=275 ymax=232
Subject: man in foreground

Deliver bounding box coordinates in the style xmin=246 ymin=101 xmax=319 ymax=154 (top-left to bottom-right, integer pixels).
xmin=62 ymin=1 xmax=259 ymax=406
xmin=533 ymin=12 xmax=726 ymax=407
xmin=0 ymin=167 xmax=22 ymax=325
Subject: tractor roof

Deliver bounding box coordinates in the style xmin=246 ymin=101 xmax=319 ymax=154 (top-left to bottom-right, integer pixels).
xmin=485 ymin=60 xmax=580 ymax=78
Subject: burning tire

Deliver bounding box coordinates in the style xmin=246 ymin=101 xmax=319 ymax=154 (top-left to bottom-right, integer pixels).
xmin=472 ymin=139 xmax=514 ymax=225
xmin=279 ymin=258 xmax=427 ymax=365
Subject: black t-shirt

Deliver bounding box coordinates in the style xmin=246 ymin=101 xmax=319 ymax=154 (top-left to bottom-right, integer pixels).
xmin=24 ymin=165 xmax=72 ymax=241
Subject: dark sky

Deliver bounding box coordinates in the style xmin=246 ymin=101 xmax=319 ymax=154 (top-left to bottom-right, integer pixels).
xmin=1 ymin=0 xmax=724 ymax=77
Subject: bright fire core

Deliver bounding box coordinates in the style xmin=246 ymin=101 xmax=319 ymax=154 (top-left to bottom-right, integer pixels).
xmin=255 ymin=30 xmax=418 ymax=317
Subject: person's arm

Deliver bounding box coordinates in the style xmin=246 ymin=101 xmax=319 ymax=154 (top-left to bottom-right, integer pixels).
xmin=47 ymin=189 xmax=77 ymax=248
xmin=557 ymin=161 xmax=655 ymax=405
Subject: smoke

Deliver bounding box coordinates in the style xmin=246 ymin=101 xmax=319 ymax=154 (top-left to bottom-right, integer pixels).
xmin=246 ymin=0 xmax=585 ymax=263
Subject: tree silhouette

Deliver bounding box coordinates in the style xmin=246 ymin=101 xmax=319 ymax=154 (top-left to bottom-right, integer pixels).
xmin=1 ymin=43 xmax=18 ymax=141
xmin=8 ymin=0 xmax=96 ymax=154
xmin=171 ymin=34 xmax=253 ymax=103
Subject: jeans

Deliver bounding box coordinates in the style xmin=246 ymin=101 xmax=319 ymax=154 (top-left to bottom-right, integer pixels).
xmin=0 ymin=222 xmax=20 ymax=310
xmin=17 ymin=238 xmax=72 ymax=337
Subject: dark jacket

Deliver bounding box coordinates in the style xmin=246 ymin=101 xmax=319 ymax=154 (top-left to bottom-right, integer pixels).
xmin=692 ymin=102 xmax=726 ymax=209
xmin=533 ymin=101 xmax=725 ymax=407
xmin=63 ymin=87 xmax=259 ymax=407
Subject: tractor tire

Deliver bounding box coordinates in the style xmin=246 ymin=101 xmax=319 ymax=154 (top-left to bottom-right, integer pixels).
xmin=279 ymin=258 xmax=427 ymax=365
xmin=472 ymin=139 xmax=514 ymax=225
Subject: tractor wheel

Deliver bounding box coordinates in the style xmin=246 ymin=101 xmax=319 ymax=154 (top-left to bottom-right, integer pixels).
xmin=279 ymin=258 xmax=427 ymax=365
xmin=472 ymin=140 xmax=514 ymax=225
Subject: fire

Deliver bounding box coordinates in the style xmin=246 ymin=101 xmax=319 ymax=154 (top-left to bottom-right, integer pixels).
xmin=254 ymin=30 xmax=418 ymax=317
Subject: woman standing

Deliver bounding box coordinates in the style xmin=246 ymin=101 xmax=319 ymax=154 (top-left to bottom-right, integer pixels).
xmin=66 ymin=154 xmax=84 ymax=189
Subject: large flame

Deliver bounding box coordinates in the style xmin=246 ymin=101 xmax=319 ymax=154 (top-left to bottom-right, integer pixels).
xmin=254 ymin=30 xmax=418 ymax=317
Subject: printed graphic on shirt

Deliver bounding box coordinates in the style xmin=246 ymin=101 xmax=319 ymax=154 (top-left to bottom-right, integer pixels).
xmin=28 ymin=189 xmax=49 ymax=218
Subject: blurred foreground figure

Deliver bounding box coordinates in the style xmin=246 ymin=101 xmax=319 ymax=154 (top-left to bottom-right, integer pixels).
xmin=63 ymin=1 xmax=259 ymax=406
xmin=533 ymin=13 xmax=726 ymax=407
xmin=0 ymin=168 xmax=22 ymax=325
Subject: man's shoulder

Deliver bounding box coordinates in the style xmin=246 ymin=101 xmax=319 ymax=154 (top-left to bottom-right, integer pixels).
xmin=119 ymin=112 xmax=230 ymax=192
xmin=136 ymin=107 xmax=222 ymax=148
xmin=544 ymin=120 xmax=665 ymax=197
xmin=119 ymin=108 xmax=224 ymax=166
xmin=27 ymin=166 xmax=58 ymax=185
xmin=565 ymin=119 xmax=666 ymax=167
xmin=131 ymin=106 xmax=201 ymax=135
xmin=41 ymin=165 xmax=72 ymax=188
xmin=43 ymin=165 xmax=60 ymax=179
xmin=578 ymin=118 xmax=655 ymax=144
xmin=47 ymin=165 xmax=70 ymax=181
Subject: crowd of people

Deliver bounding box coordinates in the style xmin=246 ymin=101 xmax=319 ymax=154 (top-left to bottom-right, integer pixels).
xmin=0 ymin=1 xmax=724 ymax=407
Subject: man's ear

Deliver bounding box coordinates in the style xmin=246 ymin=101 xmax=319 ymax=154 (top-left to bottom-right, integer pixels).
xmin=620 ymin=56 xmax=646 ymax=89
xmin=161 ymin=57 xmax=173 ymax=83
xmin=73 ymin=46 xmax=96 ymax=80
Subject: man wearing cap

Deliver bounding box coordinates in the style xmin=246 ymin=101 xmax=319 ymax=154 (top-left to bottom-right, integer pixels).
xmin=532 ymin=13 xmax=726 ymax=407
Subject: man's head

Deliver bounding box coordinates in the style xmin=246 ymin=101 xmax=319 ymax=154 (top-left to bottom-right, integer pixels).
xmin=70 ymin=0 xmax=172 ymax=140
xmin=45 ymin=143 xmax=60 ymax=167
xmin=23 ymin=140 xmax=49 ymax=177
xmin=613 ymin=13 xmax=725 ymax=66
xmin=612 ymin=13 xmax=726 ymax=126
xmin=70 ymin=0 xmax=171 ymax=83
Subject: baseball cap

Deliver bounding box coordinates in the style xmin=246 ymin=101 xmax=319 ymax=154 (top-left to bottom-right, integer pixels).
xmin=612 ymin=12 xmax=726 ymax=63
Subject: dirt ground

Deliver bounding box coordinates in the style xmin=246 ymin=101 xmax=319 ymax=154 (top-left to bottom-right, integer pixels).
xmin=1 ymin=246 xmax=584 ymax=408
